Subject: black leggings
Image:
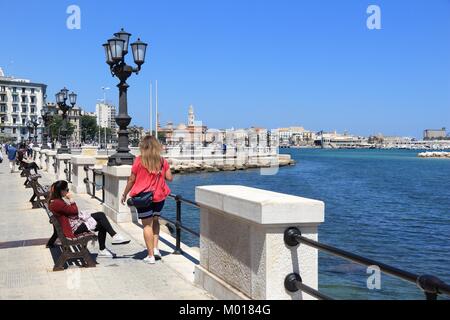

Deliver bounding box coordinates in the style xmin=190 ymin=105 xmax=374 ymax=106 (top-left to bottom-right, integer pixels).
xmin=74 ymin=212 xmax=116 ymax=250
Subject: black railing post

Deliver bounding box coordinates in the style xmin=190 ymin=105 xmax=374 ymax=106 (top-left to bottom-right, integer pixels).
xmin=173 ymin=195 xmax=183 ymax=255
xmin=101 ymin=172 xmax=105 ymax=203
xmin=92 ymin=170 xmax=96 ymax=200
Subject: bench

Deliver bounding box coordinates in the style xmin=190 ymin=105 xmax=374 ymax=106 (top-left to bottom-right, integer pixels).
xmin=29 ymin=177 xmax=50 ymax=208
xmin=24 ymin=172 xmax=40 ymax=188
xmin=43 ymin=203 xmax=98 ymax=271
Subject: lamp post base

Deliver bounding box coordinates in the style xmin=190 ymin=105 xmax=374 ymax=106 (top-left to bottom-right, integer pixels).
xmin=107 ymin=152 xmax=135 ymax=166
xmin=57 ymin=147 xmax=71 ymax=154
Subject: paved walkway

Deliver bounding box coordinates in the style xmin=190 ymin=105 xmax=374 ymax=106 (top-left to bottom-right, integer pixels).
xmin=0 ymin=158 xmax=214 ymax=300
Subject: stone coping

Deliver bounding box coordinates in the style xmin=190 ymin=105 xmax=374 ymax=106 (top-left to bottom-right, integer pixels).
xmin=196 ymin=185 xmax=324 ymax=225
xmin=55 ymin=154 xmax=72 ymax=160
xmin=71 ymin=155 xmax=97 ymax=165
xmin=102 ymin=164 xmax=132 ymax=177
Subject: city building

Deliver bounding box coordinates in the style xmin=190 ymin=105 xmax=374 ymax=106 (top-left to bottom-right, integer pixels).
xmin=82 ymin=111 xmax=97 ymax=118
xmin=424 ymin=128 xmax=447 ymax=140
xmin=276 ymin=126 xmax=315 ymax=146
xmin=0 ymin=68 xmax=47 ymax=143
xmin=315 ymin=131 xmax=369 ymax=148
xmin=96 ymin=102 xmax=117 ymax=130
xmin=129 ymin=125 xmax=146 ymax=146
xmin=159 ymin=105 xmax=208 ymax=145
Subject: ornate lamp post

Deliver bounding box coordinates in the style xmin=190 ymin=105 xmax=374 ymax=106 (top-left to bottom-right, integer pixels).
xmin=103 ymin=28 xmax=148 ymax=166
xmin=27 ymin=116 xmax=42 ymax=144
xmin=40 ymin=105 xmax=54 ymax=149
xmin=55 ymin=87 xmax=77 ymax=154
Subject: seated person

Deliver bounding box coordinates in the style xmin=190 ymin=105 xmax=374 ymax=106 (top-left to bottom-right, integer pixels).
xmin=48 ymin=180 xmax=130 ymax=257
xmin=17 ymin=145 xmax=39 ymax=174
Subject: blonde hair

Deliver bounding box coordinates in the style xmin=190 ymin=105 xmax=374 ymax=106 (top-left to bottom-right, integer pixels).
xmin=139 ymin=135 xmax=163 ymax=173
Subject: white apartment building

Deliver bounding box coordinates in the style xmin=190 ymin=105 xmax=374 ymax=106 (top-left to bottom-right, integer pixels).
xmin=0 ymin=68 xmax=47 ymax=143
xmin=95 ymin=102 xmax=116 ymax=130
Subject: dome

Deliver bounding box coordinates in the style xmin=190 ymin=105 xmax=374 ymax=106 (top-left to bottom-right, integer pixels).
xmin=176 ymin=123 xmax=187 ymax=130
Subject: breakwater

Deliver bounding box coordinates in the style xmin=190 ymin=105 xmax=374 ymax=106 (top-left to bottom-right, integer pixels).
xmin=417 ymin=151 xmax=450 ymax=158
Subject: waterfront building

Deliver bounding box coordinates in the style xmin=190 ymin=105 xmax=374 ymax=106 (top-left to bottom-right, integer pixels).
xmin=95 ymin=102 xmax=117 ymax=131
xmin=160 ymin=105 xmax=208 ymax=145
xmin=424 ymin=128 xmax=447 ymax=140
xmin=316 ymin=131 xmax=369 ymax=148
xmin=0 ymin=68 xmax=47 ymax=143
xmin=276 ymin=126 xmax=315 ymax=146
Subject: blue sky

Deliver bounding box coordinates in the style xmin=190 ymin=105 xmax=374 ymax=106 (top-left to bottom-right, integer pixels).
xmin=1 ymin=0 xmax=449 ymax=138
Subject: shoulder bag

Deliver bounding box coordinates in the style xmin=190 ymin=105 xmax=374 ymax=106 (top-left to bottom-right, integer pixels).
xmin=128 ymin=158 xmax=164 ymax=209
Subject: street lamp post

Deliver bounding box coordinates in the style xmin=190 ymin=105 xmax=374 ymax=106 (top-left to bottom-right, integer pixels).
xmin=103 ymin=28 xmax=148 ymax=166
xmin=40 ymin=103 xmax=54 ymax=149
xmin=55 ymin=87 xmax=77 ymax=154
xmin=27 ymin=116 xmax=42 ymax=144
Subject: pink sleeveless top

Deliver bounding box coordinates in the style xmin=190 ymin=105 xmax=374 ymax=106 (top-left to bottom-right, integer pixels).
xmin=129 ymin=156 xmax=171 ymax=202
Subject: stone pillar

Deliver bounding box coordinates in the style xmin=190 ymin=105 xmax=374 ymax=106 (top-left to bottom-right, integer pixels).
xmin=102 ymin=165 xmax=133 ymax=223
xmin=32 ymin=148 xmax=41 ymax=166
xmin=46 ymin=151 xmax=57 ymax=176
xmin=55 ymin=154 xmax=72 ymax=181
xmin=194 ymin=185 xmax=324 ymax=300
xmin=38 ymin=150 xmax=46 ymax=170
xmin=40 ymin=150 xmax=49 ymax=171
xmin=70 ymin=156 xmax=96 ymax=194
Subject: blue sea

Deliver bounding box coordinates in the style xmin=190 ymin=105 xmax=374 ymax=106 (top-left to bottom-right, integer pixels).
xmin=161 ymin=149 xmax=450 ymax=300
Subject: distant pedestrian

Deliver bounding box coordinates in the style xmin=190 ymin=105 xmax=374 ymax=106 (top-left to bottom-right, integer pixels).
xmin=121 ymin=135 xmax=173 ymax=265
xmin=0 ymin=147 xmax=3 ymax=164
xmin=7 ymin=144 xmax=17 ymax=173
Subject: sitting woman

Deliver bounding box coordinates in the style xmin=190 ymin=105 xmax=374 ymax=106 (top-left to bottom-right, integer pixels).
xmin=48 ymin=180 xmax=130 ymax=257
xmin=17 ymin=145 xmax=39 ymax=174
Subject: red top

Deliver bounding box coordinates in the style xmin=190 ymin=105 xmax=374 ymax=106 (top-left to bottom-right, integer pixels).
xmin=49 ymin=199 xmax=79 ymax=238
xmin=130 ymin=156 xmax=171 ymax=202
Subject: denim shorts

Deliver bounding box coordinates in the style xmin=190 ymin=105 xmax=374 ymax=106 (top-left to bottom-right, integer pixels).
xmin=136 ymin=200 xmax=165 ymax=220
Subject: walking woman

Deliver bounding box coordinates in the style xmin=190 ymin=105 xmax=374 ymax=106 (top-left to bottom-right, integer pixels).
xmin=121 ymin=135 xmax=173 ymax=264
xmin=48 ymin=180 xmax=130 ymax=257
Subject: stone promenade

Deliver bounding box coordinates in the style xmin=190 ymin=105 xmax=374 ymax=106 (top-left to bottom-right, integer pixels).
xmin=0 ymin=159 xmax=214 ymax=300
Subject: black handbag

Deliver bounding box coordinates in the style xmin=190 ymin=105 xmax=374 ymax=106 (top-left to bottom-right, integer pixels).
xmin=127 ymin=158 xmax=164 ymax=209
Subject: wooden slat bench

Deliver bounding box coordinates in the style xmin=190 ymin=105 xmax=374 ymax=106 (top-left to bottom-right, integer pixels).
xmin=29 ymin=177 xmax=50 ymax=208
xmin=24 ymin=172 xmax=40 ymax=188
xmin=43 ymin=203 xmax=98 ymax=271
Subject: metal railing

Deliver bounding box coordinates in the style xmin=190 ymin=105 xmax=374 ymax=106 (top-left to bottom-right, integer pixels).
xmin=283 ymin=227 xmax=450 ymax=300
xmin=83 ymin=165 xmax=105 ymax=203
xmin=164 ymin=194 xmax=200 ymax=255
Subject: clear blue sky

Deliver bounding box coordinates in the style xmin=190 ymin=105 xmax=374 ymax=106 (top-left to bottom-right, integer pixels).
xmin=1 ymin=0 xmax=449 ymax=138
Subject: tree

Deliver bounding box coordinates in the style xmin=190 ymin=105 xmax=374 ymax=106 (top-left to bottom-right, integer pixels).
xmin=80 ymin=115 xmax=98 ymax=142
xmin=49 ymin=115 xmax=75 ymax=140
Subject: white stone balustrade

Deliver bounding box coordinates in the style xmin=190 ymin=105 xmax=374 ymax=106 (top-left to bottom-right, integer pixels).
xmin=32 ymin=148 xmax=41 ymax=166
xmin=70 ymin=156 xmax=96 ymax=194
xmin=37 ymin=149 xmax=47 ymax=170
xmin=46 ymin=151 xmax=57 ymax=176
xmin=55 ymin=154 xmax=72 ymax=181
xmin=194 ymin=185 xmax=324 ymax=300
xmin=102 ymin=165 xmax=133 ymax=223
